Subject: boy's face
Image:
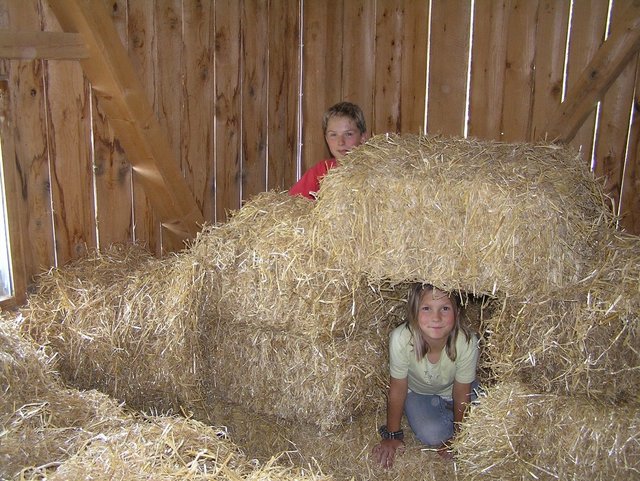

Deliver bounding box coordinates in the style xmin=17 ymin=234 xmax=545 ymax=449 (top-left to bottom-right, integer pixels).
xmin=324 ymin=116 xmax=367 ymax=162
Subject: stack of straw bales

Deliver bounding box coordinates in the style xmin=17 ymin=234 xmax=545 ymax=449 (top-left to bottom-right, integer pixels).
xmin=308 ymin=133 xmax=640 ymax=399
xmin=190 ymin=192 xmax=408 ymax=429
xmin=17 ymin=133 xmax=640 ymax=479
xmin=1 ymin=314 xmax=331 ymax=480
xmin=306 ymin=134 xmax=639 ymax=478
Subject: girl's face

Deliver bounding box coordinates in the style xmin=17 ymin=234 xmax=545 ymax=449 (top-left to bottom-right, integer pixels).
xmin=324 ymin=116 xmax=365 ymax=162
xmin=417 ymin=288 xmax=457 ymax=345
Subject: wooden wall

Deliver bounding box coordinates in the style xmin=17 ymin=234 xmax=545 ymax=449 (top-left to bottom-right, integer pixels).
xmin=1 ymin=0 xmax=639 ymax=306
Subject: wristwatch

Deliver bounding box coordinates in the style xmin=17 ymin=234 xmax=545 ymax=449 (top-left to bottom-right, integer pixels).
xmin=379 ymin=425 xmax=404 ymax=440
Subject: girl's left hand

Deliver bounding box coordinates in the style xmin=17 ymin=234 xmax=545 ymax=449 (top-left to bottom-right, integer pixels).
xmin=372 ymin=439 xmax=405 ymax=468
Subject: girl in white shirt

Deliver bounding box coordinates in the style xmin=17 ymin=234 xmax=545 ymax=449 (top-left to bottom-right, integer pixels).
xmin=372 ymin=283 xmax=479 ymax=468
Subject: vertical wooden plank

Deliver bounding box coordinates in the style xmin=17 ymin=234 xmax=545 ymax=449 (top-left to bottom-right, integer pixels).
xmin=5 ymin=0 xmax=55 ymax=282
xmin=0 ymin=0 xmax=27 ymax=304
xmin=155 ymin=0 xmax=182 ymax=172
xmin=215 ymin=1 xmax=242 ymax=221
xmin=564 ymin=0 xmax=609 ymax=159
xmin=592 ymin=0 xmax=638 ymax=215
xmin=374 ymin=0 xmax=403 ymax=134
xmin=93 ymin=0 xmax=133 ymax=249
xmin=128 ymin=0 xmax=161 ymax=254
xmin=182 ymin=0 xmax=215 ymax=222
xmin=42 ymin=1 xmax=96 ymax=265
xmin=400 ymin=0 xmax=428 ymax=134
xmin=468 ymin=0 xmax=509 ymax=140
xmin=426 ymin=0 xmax=471 ymax=137
xmin=301 ymin=0 xmax=342 ymax=172
xmin=342 ymin=0 xmax=375 ymax=132
xmin=530 ymin=0 xmax=570 ymax=141
xmin=620 ymin=63 xmax=640 ymax=235
xmin=155 ymin=0 xmax=184 ymax=252
xmin=500 ymin=0 xmax=538 ymax=142
xmin=242 ymin=0 xmax=268 ymax=202
xmin=0 ymin=73 xmax=27 ymax=306
xmin=267 ymin=0 xmax=300 ymax=192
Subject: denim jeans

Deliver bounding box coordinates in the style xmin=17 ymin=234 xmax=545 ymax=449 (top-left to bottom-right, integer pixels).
xmin=404 ymin=381 xmax=479 ymax=447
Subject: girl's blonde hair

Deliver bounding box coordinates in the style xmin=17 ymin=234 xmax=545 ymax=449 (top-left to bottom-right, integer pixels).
xmin=405 ymin=283 xmax=472 ymax=362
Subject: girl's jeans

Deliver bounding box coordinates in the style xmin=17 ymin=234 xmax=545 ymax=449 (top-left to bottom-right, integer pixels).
xmin=404 ymin=380 xmax=479 ymax=447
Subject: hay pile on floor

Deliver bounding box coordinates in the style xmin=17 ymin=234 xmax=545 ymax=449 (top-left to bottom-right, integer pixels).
xmin=1 ymin=314 xmax=332 ymax=481
xmin=197 ymin=388 xmax=458 ymax=481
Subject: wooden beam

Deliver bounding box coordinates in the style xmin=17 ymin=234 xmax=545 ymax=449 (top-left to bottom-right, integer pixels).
xmin=47 ymin=0 xmax=204 ymax=242
xmin=0 ymin=30 xmax=89 ymax=59
xmin=544 ymin=1 xmax=640 ymax=143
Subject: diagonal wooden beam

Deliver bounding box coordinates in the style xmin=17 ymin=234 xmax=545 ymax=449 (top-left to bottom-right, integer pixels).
xmin=544 ymin=1 xmax=640 ymax=143
xmin=47 ymin=0 xmax=204 ymax=242
xmin=0 ymin=30 xmax=89 ymax=59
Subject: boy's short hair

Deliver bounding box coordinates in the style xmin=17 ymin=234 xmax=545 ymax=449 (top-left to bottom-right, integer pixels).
xmin=322 ymin=102 xmax=367 ymax=135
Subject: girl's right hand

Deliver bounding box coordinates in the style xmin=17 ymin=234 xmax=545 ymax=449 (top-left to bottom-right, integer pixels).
xmin=372 ymin=439 xmax=405 ymax=468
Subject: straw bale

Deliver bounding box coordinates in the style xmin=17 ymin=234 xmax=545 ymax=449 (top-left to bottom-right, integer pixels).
xmin=202 ymin=192 xmax=395 ymax=339
xmin=22 ymin=244 xmax=155 ymax=345
xmin=453 ymin=382 xmax=640 ymax=480
xmin=1 ymin=313 xmax=127 ymax=478
xmin=216 ymin=191 xmax=314 ymax=254
xmin=202 ymin=322 xmax=389 ymax=432
xmin=312 ymin=134 xmax=612 ymax=298
xmin=484 ymin=230 xmax=640 ymax=404
xmin=217 ymin=263 xmax=402 ymax=340
xmin=183 ymin=193 xmax=305 ymax=278
xmin=0 ymin=312 xmax=54 ymax=414
xmin=21 ymin=243 xmax=210 ymax=418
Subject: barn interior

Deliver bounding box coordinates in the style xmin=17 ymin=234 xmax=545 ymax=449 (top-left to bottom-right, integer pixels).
xmin=1 ymin=1 xmax=639 ymax=480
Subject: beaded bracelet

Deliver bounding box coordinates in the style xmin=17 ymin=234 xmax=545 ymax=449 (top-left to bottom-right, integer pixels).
xmin=378 ymin=425 xmax=404 ymax=440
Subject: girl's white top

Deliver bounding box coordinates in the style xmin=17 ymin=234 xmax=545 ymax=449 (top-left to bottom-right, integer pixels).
xmin=389 ymin=324 xmax=479 ymax=398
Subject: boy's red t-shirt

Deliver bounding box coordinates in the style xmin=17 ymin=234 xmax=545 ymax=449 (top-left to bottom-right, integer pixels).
xmin=288 ymin=159 xmax=338 ymax=200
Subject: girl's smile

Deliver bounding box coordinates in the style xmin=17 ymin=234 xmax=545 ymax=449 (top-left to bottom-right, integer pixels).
xmin=417 ymin=288 xmax=456 ymax=345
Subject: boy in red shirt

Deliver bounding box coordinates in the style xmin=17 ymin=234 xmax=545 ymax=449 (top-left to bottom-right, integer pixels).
xmin=289 ymin=102 xmax=368 ymax=199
